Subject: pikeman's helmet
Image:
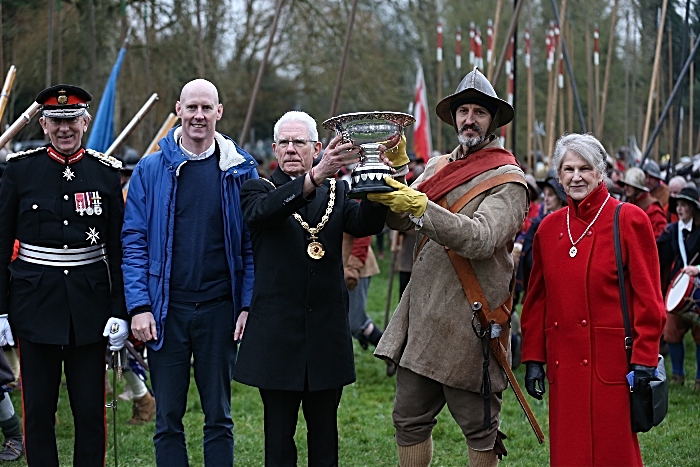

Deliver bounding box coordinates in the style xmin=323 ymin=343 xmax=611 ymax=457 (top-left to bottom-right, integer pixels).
xmin=436 ymin=67 xmax=514 ymax=137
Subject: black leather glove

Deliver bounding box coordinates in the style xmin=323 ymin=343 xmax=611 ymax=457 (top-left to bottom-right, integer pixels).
xmin=525 ymin=362 xmax=546 ymax=400
xmin=632 ymin=364 xmax=656 ymax=392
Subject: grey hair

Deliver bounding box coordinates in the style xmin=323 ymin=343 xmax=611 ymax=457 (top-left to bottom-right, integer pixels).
xmin=552 ymin=133 xmax=608 ymax=175
xmin=668 ymin=175 xmax=688 ymax=190
xmin=273 ymin=111 xmax=319 ymax=142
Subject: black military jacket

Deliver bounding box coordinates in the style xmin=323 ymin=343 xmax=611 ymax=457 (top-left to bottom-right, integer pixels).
xmin=233 ymin=167 xmax=387 ymax=392
xmin=0 ymin=146 xmax=127 ymax=346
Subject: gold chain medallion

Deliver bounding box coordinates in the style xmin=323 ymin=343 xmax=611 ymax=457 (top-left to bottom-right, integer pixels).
xmin=291 ymin=178 xmax=336 ymax=259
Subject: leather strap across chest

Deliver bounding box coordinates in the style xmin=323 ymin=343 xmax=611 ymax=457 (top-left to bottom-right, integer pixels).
xmin=415 ymin=169 xmax=527 ymax=342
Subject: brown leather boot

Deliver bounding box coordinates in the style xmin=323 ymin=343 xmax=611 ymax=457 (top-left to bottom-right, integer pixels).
xmin=126 ymin=391 xmax=156 ymax=425
xmin=0 ymin=437 xmax=23 ymax=461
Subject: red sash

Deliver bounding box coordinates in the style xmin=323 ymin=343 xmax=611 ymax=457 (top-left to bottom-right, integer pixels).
xmin=417 ymin=148 xmax=519 ymax=202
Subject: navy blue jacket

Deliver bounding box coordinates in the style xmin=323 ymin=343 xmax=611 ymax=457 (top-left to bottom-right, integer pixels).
xmin=121 ymin=127 xmax=258 ymax=350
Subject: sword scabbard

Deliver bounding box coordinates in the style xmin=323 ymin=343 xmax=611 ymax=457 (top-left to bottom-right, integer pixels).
xmin=491 ymin=339 xmax=546 ymax=444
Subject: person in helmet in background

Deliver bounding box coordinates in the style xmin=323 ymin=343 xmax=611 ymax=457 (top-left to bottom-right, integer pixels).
xmin=643 ymin=159 xmax=669 ymax=207
xmin=371 ymin=67 xmax=528 ymax=467
xmin=620 ymin=167 xmax=667 ymax=238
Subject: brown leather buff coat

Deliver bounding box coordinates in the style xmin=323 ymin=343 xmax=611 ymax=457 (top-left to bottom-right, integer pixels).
xmin=375 ymin=141 xmax=528 ymax=392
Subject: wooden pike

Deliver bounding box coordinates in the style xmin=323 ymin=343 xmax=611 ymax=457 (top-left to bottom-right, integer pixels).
xmin=641 ymin=0 xmax=669 ymax=151
xmin=597 ymin=0 xmax=619 ymax=136
xmin=487 ymin=0 xmax=503 ymax=81
xmin=0 ymin=65 xmax=16 ymax=124
xmin=105 ymin=93 xmax=159 ymax=158
xmin=143 ymin=112 xmax=178 ymax=157
xmin=239 ymin=0 xmax=286 ymax=146
xmin=689 ymin=34 xmax=694 ymax=156
xmin=585 ymin=25 xmax=594 ymax=134
xmin=0 ymin=101 xmax=41 ymax=151
xmin=594 ymin=23 xmax=600 ymax=133
xmin=525 ymin=22 xmax=534 ymax=172
xmin=546 ymin=0 xmax=567 ymax=158
xmin=324 ymin=0 xmax=360 ymax=146
xmin=491 ymin=0 xmax=525 ymax=87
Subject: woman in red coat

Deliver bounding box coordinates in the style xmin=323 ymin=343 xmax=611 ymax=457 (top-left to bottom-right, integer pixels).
xmin=521 ymin=133 xmax=666 ymax=466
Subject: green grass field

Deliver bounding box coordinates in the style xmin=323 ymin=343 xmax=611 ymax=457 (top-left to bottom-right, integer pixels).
xmin=3 ymin=252 xmax=699 ymax=466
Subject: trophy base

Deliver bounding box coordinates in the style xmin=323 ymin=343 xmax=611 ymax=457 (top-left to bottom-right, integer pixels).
xmin=348 ymin=166 xmax=395 ymax=199
xmin=348 ymin=183 xmax=394 ymax=199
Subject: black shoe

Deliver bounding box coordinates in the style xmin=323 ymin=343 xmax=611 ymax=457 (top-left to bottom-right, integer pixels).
xmin=0 ymin=437 xmax=23 ymax=461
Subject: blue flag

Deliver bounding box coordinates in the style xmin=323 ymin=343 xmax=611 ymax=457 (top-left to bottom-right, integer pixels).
xmin=86 ymin=47 xmax=127 ymax=152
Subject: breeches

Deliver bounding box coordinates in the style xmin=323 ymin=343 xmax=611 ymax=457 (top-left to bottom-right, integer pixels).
xmin=393 ymin=366 xmax=501 ymax=451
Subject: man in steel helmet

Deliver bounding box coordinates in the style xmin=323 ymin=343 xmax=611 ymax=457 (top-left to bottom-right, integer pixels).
xmin=643 ymin=159 xmax=669 ymax=207
xmin=370 ymin=67 xmax=529 ymax=466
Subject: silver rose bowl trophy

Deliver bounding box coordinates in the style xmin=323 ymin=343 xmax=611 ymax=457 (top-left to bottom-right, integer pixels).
xmin=322 ymin=111 xmax=415 ymax=199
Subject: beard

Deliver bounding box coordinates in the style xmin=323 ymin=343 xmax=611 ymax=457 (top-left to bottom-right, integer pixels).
xmin=457 ymin=123 xmax=486 ymax=148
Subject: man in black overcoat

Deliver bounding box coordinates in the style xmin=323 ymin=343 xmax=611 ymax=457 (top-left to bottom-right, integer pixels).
xmin=233 ymin=110 xmax=398 ymax=466
xmin=0 ymin=85 xmax=129 ymax=466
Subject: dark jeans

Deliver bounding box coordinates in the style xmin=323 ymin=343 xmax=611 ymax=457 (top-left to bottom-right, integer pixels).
xmin=259 ymin=387 xmax=343 ymax=467
xmin=149 ymin=296 xmax=237 ymax=467
xmin=19 ymin=338 xmax=106 ymax=467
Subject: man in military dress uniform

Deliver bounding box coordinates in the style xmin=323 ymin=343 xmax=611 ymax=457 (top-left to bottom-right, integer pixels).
xmin=0 ymin=85 xmax=129 ymax=466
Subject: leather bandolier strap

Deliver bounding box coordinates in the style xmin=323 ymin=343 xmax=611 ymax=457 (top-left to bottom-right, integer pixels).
xmin=414 ymin=169 xmax=545 ymax=444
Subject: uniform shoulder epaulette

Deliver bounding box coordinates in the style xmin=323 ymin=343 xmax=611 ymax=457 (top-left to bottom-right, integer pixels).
xmin=6 ymin=146 xmax=45 ymax=161
xmin=85 ymin=148 xmax=123 ymax=169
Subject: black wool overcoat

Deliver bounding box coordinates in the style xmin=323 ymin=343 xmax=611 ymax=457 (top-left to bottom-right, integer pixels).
xmin=233 ymin=167 xmax=387 ymax=391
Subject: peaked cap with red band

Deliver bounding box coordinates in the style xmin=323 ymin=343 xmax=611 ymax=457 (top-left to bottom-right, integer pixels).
xmin=36 ymin=84 xmax=92 ymax=119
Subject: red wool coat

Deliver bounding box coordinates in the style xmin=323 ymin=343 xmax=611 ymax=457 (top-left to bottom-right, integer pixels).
xmin=521 ymin=183 xmax=666 ymax=467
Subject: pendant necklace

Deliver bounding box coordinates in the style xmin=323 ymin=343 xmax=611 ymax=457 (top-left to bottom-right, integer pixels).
xmin=566 ymin=193 xmax=610 ymax=258
xmin=293 ymin=178 xmax=336 ymax=259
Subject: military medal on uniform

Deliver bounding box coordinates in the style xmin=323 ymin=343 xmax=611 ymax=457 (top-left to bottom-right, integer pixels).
xmin=566 ymin=193 xmax=610 ymax=257
xmin=75 ymin=191 xmax=102 ymax=216
xmin=292 ymin=179 xmax=337 ymax=260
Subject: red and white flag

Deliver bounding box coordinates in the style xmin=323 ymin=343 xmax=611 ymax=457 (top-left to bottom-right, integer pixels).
xmin=413 ymin=62 xmax=433 ymax=162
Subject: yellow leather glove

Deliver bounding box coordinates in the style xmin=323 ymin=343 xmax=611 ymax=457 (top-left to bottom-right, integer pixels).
xmin=384 ymin=134 xmax=410 ymax=167
xmin=367 ymin=177 xmax=427 ymax=217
